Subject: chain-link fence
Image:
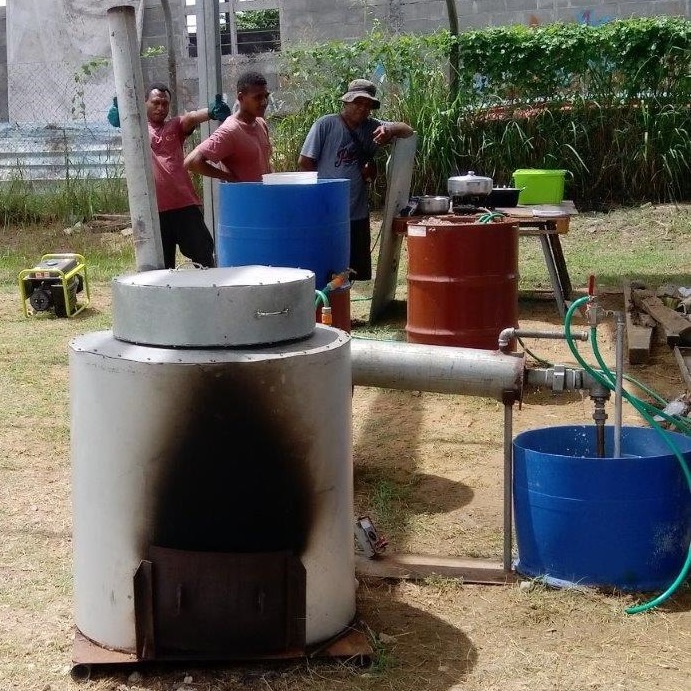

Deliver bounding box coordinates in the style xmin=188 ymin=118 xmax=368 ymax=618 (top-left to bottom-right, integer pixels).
xmin=1 ymin=52 xmax=281 ymax=185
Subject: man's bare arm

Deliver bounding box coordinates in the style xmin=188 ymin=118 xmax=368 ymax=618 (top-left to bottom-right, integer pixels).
xmin=184 ymin=147 xmax=233 ymax=182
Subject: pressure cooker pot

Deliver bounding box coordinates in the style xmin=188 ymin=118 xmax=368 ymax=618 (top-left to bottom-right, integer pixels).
xmin=447 ymin=171 xmax=493 ymax=197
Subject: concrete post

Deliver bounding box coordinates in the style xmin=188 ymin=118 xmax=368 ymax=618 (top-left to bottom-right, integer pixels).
xmin=107 ymin=5 xmax=164 ymax=272
xmin=195 ymin=0 xmax=223 ymax=249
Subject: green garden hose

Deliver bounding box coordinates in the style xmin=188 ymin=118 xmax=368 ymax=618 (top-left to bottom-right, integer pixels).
xmin=477 ymin=211 xmax=505 ymax=224
xmin=315 ymin=289 xmax=329 ymax=309
xmin=564 ymin=295 xmax=691 ymax=613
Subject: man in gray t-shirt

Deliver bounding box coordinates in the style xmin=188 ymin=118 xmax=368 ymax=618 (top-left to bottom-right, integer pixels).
xmin=298 ymin=79 xmax=413 ymax=281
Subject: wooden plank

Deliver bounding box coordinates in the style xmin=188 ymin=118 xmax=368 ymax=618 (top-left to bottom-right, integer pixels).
xmin=92 ymin=213 xmax=130 ymax=221
xmin=496 ymin=200 xmax=578 ymax=224
xmin=355 ymin=553 xmax=516 ymax=585
xmin=673 ymin=346 xmax=691 ymax=391
xmin=515 ymin=218 xmax=570 ymax=236
xmin=638 ymin=294 xmax=691 ymax=347
xmin=369 ymin=133 xmax=418 ymax=324
xmin=623 ymin=281 xmax=654 ymax=364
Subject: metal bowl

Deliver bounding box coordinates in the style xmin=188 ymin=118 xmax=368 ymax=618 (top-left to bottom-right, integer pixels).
xmin=417 ymin=195 xmax=450 ymax=214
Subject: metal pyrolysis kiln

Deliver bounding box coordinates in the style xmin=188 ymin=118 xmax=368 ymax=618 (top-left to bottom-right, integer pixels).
xmin=69 ymin=265 xmax=355 ymax=660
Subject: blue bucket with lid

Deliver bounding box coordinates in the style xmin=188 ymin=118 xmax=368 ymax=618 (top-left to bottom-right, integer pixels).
xmin=217 ymin=179 xmax=350 ymax=290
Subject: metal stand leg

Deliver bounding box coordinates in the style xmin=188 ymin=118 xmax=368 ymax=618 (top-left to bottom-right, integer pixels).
xmin=503 ymin=402 xmax=514 ymax=572
xmin=547 ymin=232 xmax=572 ymax=299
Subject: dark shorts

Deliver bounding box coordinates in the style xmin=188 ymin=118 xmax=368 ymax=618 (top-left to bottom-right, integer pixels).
xmin=158 ymin=206 xmax=215 ymax=269
xmin=350 ymin=216 xmax=372 ymax=281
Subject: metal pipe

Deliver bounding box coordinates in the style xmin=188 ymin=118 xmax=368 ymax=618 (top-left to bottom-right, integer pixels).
xmin=591 ymin=395 xmax=608 ymax=457
xmin=614 ymin=311 xmax=626 ymax=457
xmin=503 ymin=401 xmax=514 ymax=571
xmin=498 ymin=327 xmax=588 ymax=351
xmin=350 ymin=339 xmax=620 ymax=575
xmin=350 ymin=338 xmax=524 ymax=401
xmin=107 ymin=5 xmax=164 ymax=272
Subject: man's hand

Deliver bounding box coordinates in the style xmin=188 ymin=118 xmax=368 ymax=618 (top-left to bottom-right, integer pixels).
xmin=372 ymin=124 xmax=392 ymax=145
xmin=107 ymin=96 xmax=120 ymax=128
xmin=208 ymin=94 xmax=231 ymax=122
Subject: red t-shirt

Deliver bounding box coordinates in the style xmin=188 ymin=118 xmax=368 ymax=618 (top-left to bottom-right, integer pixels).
xmin=195 ymin=114 xmax=272 ymax=182
xmin=148 ymin=116 xmax=201 ymax=212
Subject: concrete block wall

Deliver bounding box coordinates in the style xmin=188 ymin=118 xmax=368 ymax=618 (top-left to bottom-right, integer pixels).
xmin=279 ymin=1 xmax=691 ymax=43
xmin=0 ymin=1 xmax=689 ymax=122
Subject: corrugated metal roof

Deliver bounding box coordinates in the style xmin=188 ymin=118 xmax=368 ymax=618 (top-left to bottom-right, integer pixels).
xmin=0 ymin=122 xmax=123 ymax=182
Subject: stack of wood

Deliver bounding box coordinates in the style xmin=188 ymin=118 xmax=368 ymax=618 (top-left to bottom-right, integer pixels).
xmin=63 ymin=214 xmax=132 ymax=236
xmin=88 ymin=213 xmax=132 ymax=234
xmin=625 ymin=280 xmax=691 ymax=377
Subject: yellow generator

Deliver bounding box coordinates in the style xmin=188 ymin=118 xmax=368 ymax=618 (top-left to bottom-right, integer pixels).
xmin=18 ymin=253 xmax=90 ymax=318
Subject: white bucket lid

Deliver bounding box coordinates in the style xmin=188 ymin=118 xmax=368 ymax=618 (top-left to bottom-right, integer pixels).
xmin=262 ymin=171 xmax=318 ymax=185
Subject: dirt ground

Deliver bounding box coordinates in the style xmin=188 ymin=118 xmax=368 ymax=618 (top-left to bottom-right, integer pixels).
xmin=1 ymin=267 xmax=690 ymax=690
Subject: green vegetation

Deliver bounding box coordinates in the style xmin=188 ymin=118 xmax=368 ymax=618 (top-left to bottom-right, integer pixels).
xmin=2 ymin=17 xmax=688 ymax=226
xmin=235 ymin=9 xmax=279 ymax=31
xmin=273 ymin=17 xmax=691 ymax=208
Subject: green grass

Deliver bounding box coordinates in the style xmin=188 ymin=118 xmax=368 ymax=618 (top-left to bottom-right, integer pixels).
xmin=0 ymin=222 xmax=135 ymax=285
xmin=1 ymin=204 xmax=691 ymax=691
xmin=2 ymin=203 xmax=690 ymax=323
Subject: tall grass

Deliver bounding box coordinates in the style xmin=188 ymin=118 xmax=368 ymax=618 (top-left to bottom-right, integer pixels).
xmin=453 ymin=98 xmax=691 ymax=205
xmin=0 ymin=176 xmax=129 ymax=227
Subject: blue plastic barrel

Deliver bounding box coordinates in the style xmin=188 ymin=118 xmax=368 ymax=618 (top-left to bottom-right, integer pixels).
xmin=513 ymin=425 xmax=691 ymax=591
xmin=217 ymin=179 xmax=350 ymax=289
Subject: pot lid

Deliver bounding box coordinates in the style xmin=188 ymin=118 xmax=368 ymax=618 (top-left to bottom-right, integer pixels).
xmin=448 ymin=170 xmax=493 ymax=184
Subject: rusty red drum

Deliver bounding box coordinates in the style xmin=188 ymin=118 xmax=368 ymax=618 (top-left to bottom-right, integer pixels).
xmin=316 ymin=285 xmax=351 ymax=332
xmin=405 ymin=217 xmax=519 ymax=350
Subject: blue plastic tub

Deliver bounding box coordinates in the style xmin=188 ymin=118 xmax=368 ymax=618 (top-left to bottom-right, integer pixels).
xmin=513 ymin=425 xmax=691 ymax=591
xmin=217 ymin=178 xmax=350 ymax=289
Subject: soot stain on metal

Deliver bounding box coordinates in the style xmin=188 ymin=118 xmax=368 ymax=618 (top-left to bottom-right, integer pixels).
xmin=151 ymin=361 xmax=313 ymax=555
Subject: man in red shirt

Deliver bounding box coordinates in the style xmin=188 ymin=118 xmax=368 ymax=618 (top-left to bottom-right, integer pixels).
xmin=184 ymin=71 xmax=272 ymax=183
xmin=144 ymin=83 xmax=230 ymax=268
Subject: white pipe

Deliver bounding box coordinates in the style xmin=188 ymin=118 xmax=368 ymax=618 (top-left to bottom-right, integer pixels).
xmin=350 ymin=338 xmax=524 ymax=401
xmin=107 ymin=5 xmax=164 ymax=272
xmin=498 ymin=326 xmax=588 ymax=351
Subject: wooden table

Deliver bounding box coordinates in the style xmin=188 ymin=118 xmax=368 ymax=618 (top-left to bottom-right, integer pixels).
xmin=495 ymin=202 xmax=577 ymax=318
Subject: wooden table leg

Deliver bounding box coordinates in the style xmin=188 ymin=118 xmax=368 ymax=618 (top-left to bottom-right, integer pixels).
xmin=538 ymin=233 xmax=568 ymax=318
xmin=546 ymin=232 xmax=572 ymax=299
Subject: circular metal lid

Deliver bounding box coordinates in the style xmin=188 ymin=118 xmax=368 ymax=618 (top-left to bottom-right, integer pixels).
xmin=112 ymin=265 xmax=316 ymax=347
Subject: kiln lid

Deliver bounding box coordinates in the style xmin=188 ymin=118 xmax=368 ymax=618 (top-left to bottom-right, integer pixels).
xmin=112 ymin=265 xmax=316 ymax=347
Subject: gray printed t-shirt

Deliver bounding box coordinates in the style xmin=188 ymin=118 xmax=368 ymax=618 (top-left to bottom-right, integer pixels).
xmin=300 ymin=114 xmax=385 ymax=221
